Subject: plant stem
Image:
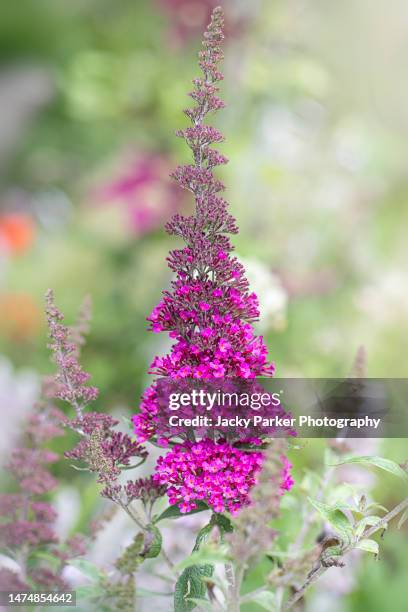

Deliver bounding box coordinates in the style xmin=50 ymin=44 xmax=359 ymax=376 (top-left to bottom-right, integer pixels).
xmin=364 ymin=497 xmax=408 ymax=538
xmin=161 ymin=547 xmax=177 ymax=574
xmin=284 ymin=496 xmax=408 ymax=610
xmin=225 ymin=564 xmax=243 ymax=612
xmin=118 ymin=501 xmax=145 ymax=531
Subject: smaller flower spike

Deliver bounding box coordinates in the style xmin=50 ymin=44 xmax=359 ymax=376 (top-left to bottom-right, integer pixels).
xmin=45 ymin=291 xmax=147 ymax=491
xmin=45 ymin=289 xmax=98 ymax=419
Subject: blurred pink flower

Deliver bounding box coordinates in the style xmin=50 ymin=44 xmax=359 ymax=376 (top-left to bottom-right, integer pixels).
xmin=95 ymin=153 xmax=181 ymax=237
xmin=157 ymin=0 xmax=219 ymax=43
xmin=156 ymin=0 xmax=247 ymax=46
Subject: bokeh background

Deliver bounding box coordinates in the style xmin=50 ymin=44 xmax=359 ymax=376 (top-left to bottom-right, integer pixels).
xmin=0 ymin=1 xmax=407 ymax=610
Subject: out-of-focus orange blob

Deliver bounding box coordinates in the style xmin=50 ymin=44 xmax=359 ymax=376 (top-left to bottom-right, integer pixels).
xmin=0 ymin=293 xmax=42 ymax=341
xmin=0 ymin=213 xmax=35 ymax=255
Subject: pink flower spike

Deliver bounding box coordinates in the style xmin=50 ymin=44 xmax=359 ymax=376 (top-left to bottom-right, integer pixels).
xmin=132 ymin=8 xmax=293 ymax=515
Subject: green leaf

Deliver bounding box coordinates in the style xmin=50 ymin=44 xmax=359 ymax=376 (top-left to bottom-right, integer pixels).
xmin=328 ymin=483 xmax=359 ymax=507
xmin=366 ymin=501 xmax=388 ymax=513
xmin=191 ymin=513 xmax=233 ymax=553
xmin=142 ymin=526 xmax=162 ymax=559
xmin=331 ymin=456 xmax=408 ymax=481
xmin=244 ymin=590 xmax=277 ymax=610
xmin=155 ymin=501 xmax=209 ymax=523
xmin=174 ymin=565 xmax=213 ymax=612
xmin=355 ymin=539 xmax=379 ymax=555
xmin=213 ymin=513 xmax=233 ymax=535
xmin=308 ymin=499 xmax=354 ymax=539
xmin=397 ymin=508 xmax=408 ymax=529
xmin=193 ymin=523 xmax=214 ymax=552
xmin=68 ymin=559 xmax=104 ymax=583
xmin=355 ymin=516 xmax=384 ymax=539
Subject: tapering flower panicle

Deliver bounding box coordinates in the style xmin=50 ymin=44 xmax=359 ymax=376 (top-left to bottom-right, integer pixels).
xmin=134 ymin=8 xmax=275 ymax=446
xmin=133 ymin=8 xmax=293 ymax=514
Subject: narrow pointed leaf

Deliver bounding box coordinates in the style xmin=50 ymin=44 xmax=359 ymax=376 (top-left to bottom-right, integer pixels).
xmin=154 ymin=501 xmax=209 ymax=523
xmin=331 ymin=456 xmax=408 ymax=481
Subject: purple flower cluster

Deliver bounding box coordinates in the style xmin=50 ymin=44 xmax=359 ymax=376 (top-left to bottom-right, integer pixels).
xmin=7 ymin=448 xmax=59 ymax=495
xmin=154 ymin=439 xmax=263 ymax=514
xmin=66 ymin=412 xmax=147 ymax=484
xmin=154 ymin=441 xmax=294 ymax=514
xmin=132 ymin=7 xmax=294 ymax=514
xmin=123 ymin=476 xmax=167 ymax=504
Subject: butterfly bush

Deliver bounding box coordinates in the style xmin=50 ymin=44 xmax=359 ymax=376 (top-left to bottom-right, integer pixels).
xmin=9 ymin=9 xmax=405 ymax=611
xmin=133 ymin=7 xmax=293 ymax=514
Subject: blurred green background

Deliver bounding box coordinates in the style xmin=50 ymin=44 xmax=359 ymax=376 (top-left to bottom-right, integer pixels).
xmin=0 ymin=1 xmax=407 ymax=610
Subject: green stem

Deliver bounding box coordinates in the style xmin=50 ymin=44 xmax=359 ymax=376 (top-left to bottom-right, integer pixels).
xmin=284 ymin=496 xmax=408 ymax=610
xmin=225 ymin=564 xmax=243 ymax=612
